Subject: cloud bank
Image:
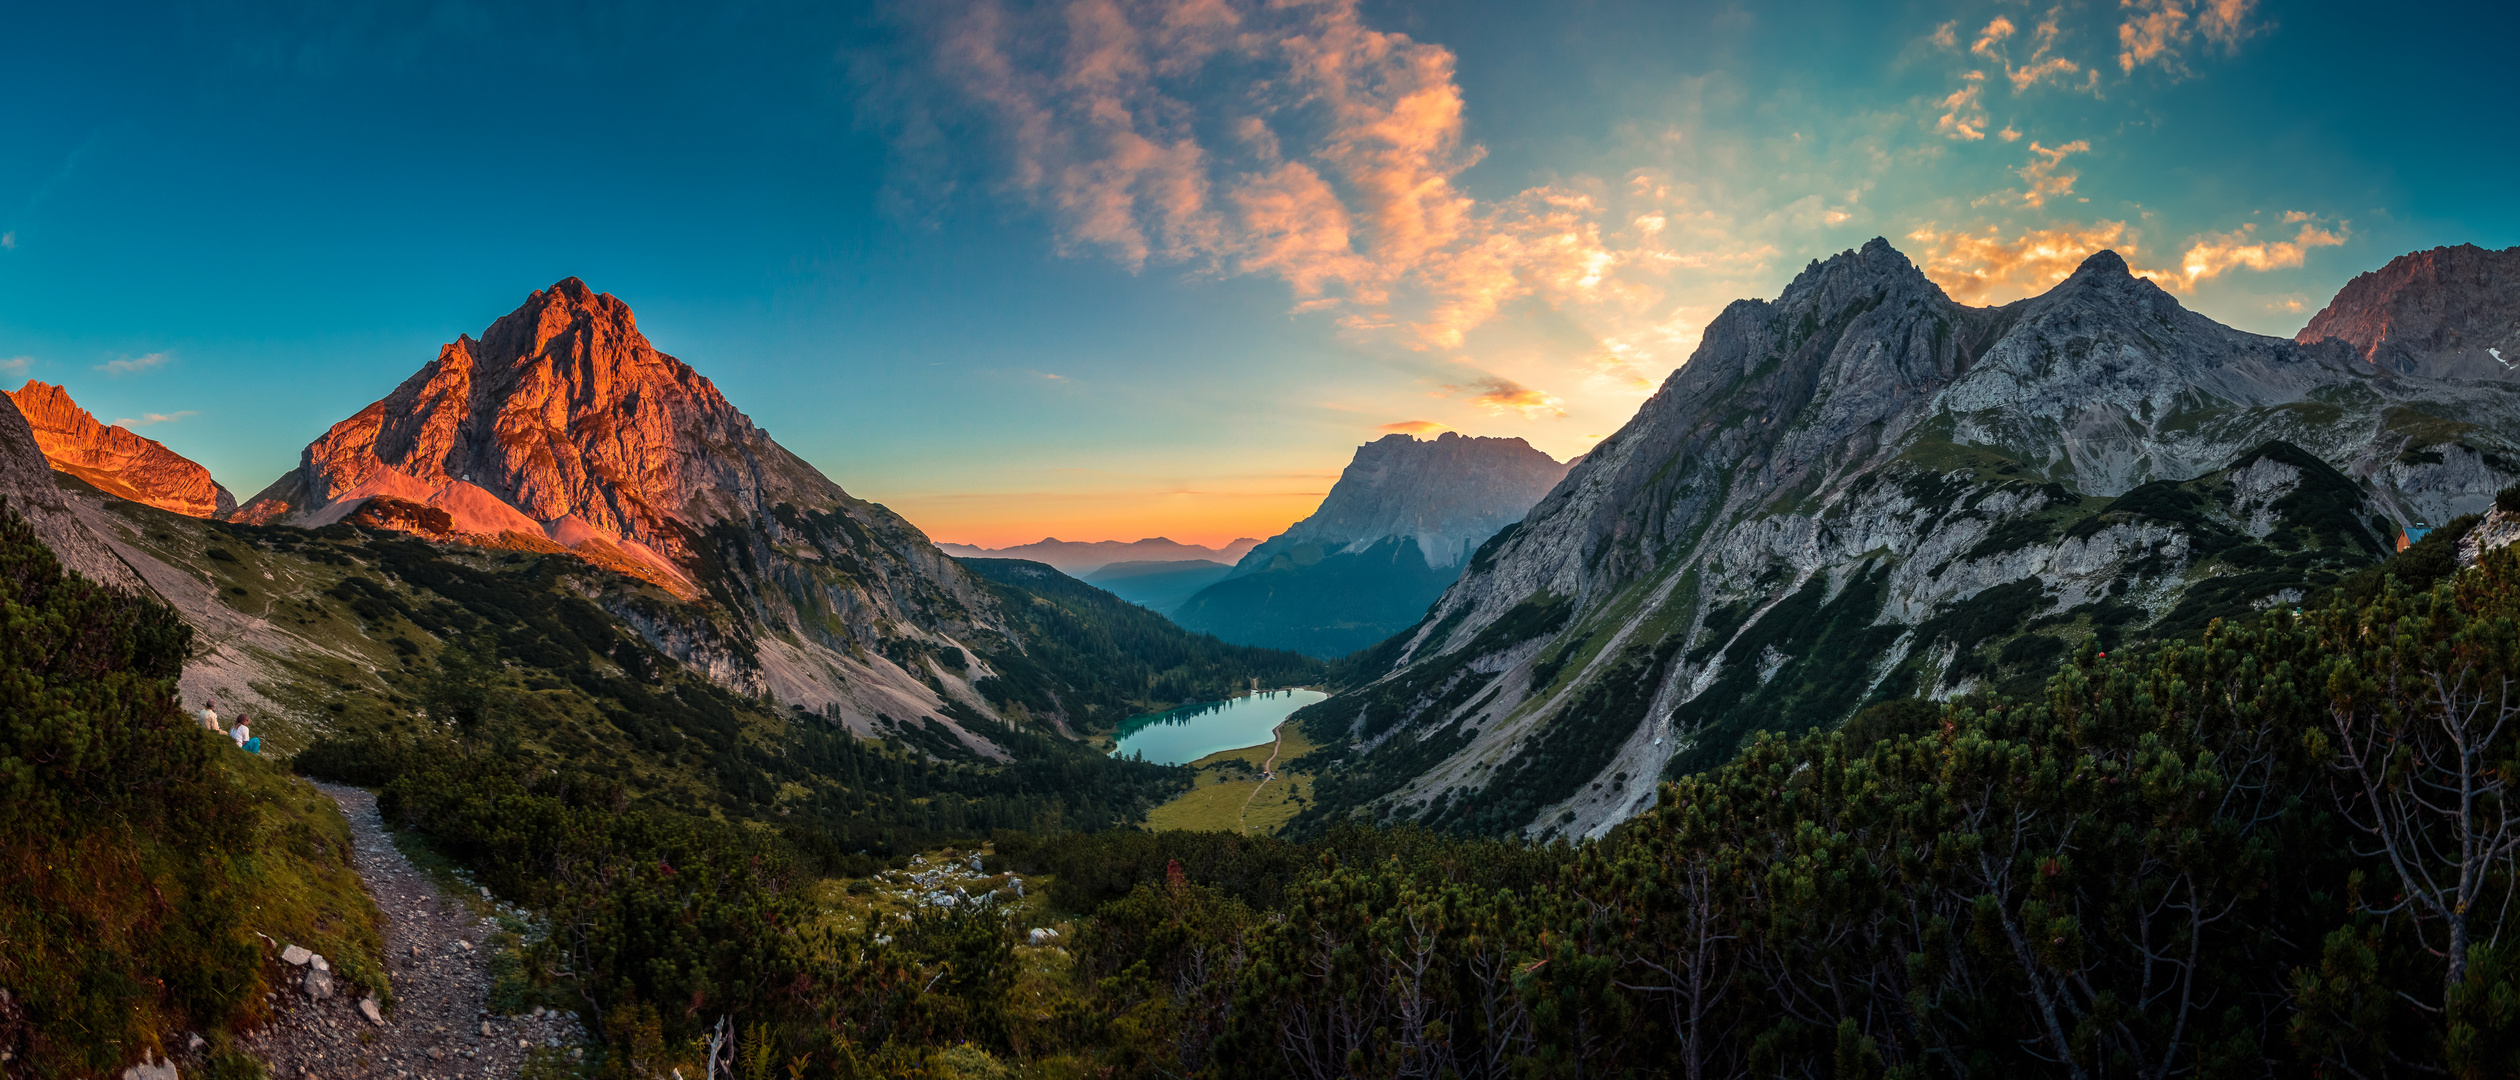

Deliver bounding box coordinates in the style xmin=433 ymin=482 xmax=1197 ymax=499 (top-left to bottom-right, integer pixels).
xmin=935 ymin=0 xmax=1652 ymax=356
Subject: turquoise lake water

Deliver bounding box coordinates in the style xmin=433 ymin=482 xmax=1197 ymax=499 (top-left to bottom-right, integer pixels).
xmin=1110 ymin=689 xmax=1328 ymax=766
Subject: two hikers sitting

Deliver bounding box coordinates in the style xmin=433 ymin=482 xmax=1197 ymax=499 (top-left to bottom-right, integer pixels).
xmin=205 ymin=701 xmax=260 ymax=753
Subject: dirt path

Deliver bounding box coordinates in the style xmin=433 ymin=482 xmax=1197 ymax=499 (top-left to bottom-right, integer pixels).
xmin=238 ymin=783 xmax=588 ymax=1078
xmin=1237 ymin=723 xmax=1288 ymax=834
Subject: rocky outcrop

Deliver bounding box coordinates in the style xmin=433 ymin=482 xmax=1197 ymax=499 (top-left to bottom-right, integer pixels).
xmin=935 ymin=536 xmax=1261 ymax=576
xmin=4 ymin=381 xmax=235 ymax=518
xmin=1292 ymin=239 xmax=2520 ymax=841
xmin=1172 ymin=433 xmax=1569 ymax=656
xmin=2298 ymin=244 xmax=2520 ymax=380
xmin=0 ymin=389 xmax=149 ymax=592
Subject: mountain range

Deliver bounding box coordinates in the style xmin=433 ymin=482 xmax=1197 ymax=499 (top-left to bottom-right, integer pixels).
xmin=5 ymin=279 xmax=1311 ymax=762
xmin=10 ymin=244 xmax=2519 ymax=847
xmin=932 ymin=536 xmax=1261 ymax=576
xmin=1171 ymin=432 xmax=1569 ymax=656
xmin=1288 ymin=240 xmax=2520 ymax=840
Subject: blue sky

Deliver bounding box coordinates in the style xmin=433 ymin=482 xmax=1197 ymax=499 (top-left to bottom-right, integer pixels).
xmin=2 ymin=0 xmax=2512 ymax=546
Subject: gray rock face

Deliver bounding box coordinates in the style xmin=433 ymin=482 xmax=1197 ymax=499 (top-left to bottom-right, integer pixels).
xmin=0 ymin=391 xmax=150 ymax=593
xmin=2299 ymin=244 xmax=2520 ymax=381
xmin=1295 ymin=238 xmax=2520 ymax=841
xmin=1235 ymin=433 xmax=1570 ymax=574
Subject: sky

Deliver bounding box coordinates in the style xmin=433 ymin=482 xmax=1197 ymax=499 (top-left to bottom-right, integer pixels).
xmin=1 ymin=0 xmax=2513 ymax=548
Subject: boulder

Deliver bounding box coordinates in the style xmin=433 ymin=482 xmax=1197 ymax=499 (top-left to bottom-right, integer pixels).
xmin=358 ymin=997 xmax=384 ymax=1026
xmin=280 ymin=944 xmax=312 ymax=966
xmin=118 ymin=1051 xmax=178 ymax=1080
xmin=302 ymin=968 xmax=334 ymax=999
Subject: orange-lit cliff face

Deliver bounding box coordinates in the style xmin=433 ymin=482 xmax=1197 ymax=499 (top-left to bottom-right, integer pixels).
xmin=2297 ymin=243 xmax=2520 ymax=381
xmin=3 ymin=380 xmax=235 ymax=519
xmin=235 ymin=278 xmax=847 ymax=595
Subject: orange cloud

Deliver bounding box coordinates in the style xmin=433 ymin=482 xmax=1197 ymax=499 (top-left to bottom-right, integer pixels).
xmin=1378 ymin=420 xmax=1450 ymax=435
xmin=1909 ymin=213 xmax=2344 ymax=304
xmin=2177 ymin=217 xmax=2347 ymax=282
xmin=2015 ymin=139 xmax=2090 ymax=207
xmin=1934 ymin=72 xmax=1989 ymax=140
xmin=2007 ymin=9 xmax=2089 ymax=92
xmin=1444 ymin=376 xmax=1565 ymax=418
xmin=1907 ymin=221 xmax=2167 ymax=303
xmin=2120 ymin=0 xmax=2264 ymax=75
xmin=940 ymin=0 xmax=1646 ymax=359
xmin=1971 ymin=17 xmax=2015 ymax=58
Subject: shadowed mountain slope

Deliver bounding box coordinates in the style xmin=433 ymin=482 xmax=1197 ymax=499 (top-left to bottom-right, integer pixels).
xmin=1174 ymin=433 xmax=1568 ymax=657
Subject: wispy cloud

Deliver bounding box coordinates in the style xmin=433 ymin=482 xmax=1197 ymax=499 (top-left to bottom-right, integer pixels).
xmin=2177 ymin=216 xmax=2346 ymax=281
xmin=1907 ymin=211 xmax=2345 ymax=304
xmin=1444 ymin=375 xmax=1565 ymax=418
xmin=1377 ymin=419 xmax=1449 ymax=435
xmin=96 ymin=352 xmax=171 ymax=377
xmin=1934 ymin=72 xmax=1990 ymax=140
xmin=110 ymin=410 xmax=198 ymax=428
xmin=0 ymin=356 xmax=30 ymax=376
xmin=2119 ymin=0 xmax=2268 ymax=76
xmin=2015 ymin=140 xmax=2090 ymax=207
xmin=0 ymin=232 xmax=14 ymax=250
xmin=1908 ymin=221 xmax=2158 ymax=304
xmin=928 ymin=0 xmax=1643 ymax=354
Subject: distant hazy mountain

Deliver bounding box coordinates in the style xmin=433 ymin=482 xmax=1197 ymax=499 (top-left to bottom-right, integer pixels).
xmin=935 ymin=536 xmax=1260 ymax=576
xmin=1082 ymin=559 xmax=1233 ymax=613
xmin=5 ymin=381 xmax=235 ymax=518
xmin=1172 ymin=432 xmax=1569 ymax=657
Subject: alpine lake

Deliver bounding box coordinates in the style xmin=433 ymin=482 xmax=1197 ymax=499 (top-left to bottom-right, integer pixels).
xmin=1110 ymin=688 xmax=1329 ymax=766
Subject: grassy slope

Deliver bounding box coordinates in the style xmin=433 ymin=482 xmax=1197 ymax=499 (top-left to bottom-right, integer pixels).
xmin=1141 ymin=721 xmax=1319 ymax=836
xmin=0 ymin=504 xmax=384 ymax=1076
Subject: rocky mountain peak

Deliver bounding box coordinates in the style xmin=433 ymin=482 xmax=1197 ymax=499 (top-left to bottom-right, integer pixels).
xmin=1246 ymin=432 xmax=1569 ymax=572
xmin=2 ymin=380 xmax=235 ymax=518
xmin=2071 ymin=248 xmax=2132 ymax=279
xmin=1777 ymin=237 xmax=1945 ymax=312
xmin=2295 ymin=243 xmax=2520 ymax=380
xmin=234 ymin=278 xmax=844 ymax=592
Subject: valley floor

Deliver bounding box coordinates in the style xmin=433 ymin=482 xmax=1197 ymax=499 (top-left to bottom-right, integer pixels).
xmin=1142 ymin=722 xmax=1316 ymax=835
xmin=240 ymin=785 xmax=589 ymax=1077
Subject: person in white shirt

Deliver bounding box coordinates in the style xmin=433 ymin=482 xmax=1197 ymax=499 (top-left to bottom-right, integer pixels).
xmin=202 ymin=701 xmax=220 ymax=732
xmin=231 ymin=717 xmax=251 ymax=749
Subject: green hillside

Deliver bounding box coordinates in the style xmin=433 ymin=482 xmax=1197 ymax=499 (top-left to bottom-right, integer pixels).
xmin=0 ymin=501 xmax=385 ymax=1077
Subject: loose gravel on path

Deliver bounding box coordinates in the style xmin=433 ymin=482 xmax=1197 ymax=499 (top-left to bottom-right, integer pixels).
xmin=238 ymin=783 xmax=588 ymax=1078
